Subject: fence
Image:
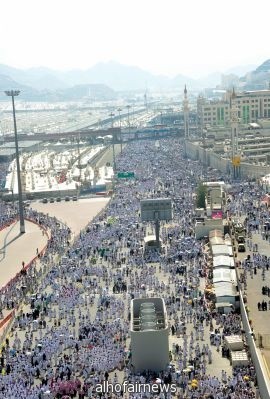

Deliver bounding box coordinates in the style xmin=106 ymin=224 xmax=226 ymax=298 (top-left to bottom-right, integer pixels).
xmin=0 ymin=217 xmax=50 ymax=296
xmin=0 ymin=310 xmax=16 ymax=349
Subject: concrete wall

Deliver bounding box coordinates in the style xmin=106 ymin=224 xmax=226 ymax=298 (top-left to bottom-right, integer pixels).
xmin=186 ymin=141 xmax=270 ymax=179
xmin=130 ymin=298 xmax=169 ymax=372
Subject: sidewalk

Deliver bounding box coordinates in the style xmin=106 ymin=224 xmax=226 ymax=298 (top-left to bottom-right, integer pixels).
xmin=31 ymin=197 xmax=110 ymax=236
xmin=236 ymin=229 xmax=270 ymax=374
xmin=0 ymin=219 xmax=47 ymax=289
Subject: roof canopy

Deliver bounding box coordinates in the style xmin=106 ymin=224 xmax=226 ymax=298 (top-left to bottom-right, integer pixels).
xmin=214 ymin=281 xmax=237 ymax=297
xmin=213 ymin=255 xmax=234 ymax=268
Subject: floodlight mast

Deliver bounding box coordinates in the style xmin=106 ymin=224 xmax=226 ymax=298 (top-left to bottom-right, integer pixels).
xmin=5 ymin=90 xmax=25 ymax=234
xmin=154 ymin=211 xmax=160 ymax=249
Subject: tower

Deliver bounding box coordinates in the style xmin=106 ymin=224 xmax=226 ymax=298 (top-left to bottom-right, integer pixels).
xmin=230 ymin=88 xmax=240 ymax=179
xmin=183 ymin=85 xmax=190 ymax=139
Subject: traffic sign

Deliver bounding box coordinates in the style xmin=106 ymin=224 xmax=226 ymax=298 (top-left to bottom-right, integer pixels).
xmin=140 ymin=198 xmax=172 ymax=221
xmin=117 ymin=172 xmax=135 ymax=178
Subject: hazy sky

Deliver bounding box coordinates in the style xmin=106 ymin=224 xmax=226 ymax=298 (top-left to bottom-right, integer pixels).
xmin=1 ymin=0 xmax=269 ymax=78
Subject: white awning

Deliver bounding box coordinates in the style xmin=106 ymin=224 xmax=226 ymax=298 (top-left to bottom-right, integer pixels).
xmin=212 ymin=244 xmax=233 ymax=256
xmin=214 ymin=281 xmax=237 ymax=297
xmin=213 ymin=268 xmax=237 ymax=285
xmin=213 ymin=255 xmax=235 ymax=268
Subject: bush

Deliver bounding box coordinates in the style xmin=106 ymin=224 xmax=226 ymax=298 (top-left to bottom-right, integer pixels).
xmin=196 ymin=183 xmax=207 ymax=209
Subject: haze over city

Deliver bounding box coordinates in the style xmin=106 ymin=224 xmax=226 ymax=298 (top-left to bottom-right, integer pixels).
xmin=1 ymin=0 xmax=270 ymax=78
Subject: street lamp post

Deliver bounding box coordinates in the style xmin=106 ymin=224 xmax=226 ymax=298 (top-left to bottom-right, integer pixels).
xmin=117 ymin=108 xmax=122 ymax=153
xmin=5 ymin=90 xmax=25 ymax=234
xmin=126 ymin=105 xmax=131 ymax=138
xmin=109 ymin=112 xmax=116 ymax=171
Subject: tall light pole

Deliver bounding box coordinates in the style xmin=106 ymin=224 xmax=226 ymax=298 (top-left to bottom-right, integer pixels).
xmin=126 ymin=105 xmax=131 ymax=138
xmin=109 ymin=112 xmax=116 ymax=171
xmin=5 ymin=90 xmax=25 ymax=234
xmin=117 ymin=108 xmax=122 ymax=153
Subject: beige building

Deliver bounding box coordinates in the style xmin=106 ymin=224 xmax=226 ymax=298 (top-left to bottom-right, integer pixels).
xmin=197 ymin=89 xmax=270 ymax=130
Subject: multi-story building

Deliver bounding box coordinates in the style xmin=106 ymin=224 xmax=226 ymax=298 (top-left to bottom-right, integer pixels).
xmin=197 ymin=89 xmax=270 ymax=130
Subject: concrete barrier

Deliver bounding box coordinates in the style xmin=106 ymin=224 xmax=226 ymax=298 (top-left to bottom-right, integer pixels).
xmin=235 ymin=266 xmax=270 ymax=398
xmin=186 ymin=141 xmax=270 ymax=179
xmin=0 ymin=217 xmax=50 ymax=294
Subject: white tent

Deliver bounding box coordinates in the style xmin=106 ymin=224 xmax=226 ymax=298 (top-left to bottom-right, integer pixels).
xmin=213 ymin=268 xmax=237 ymax=285
xmin=213 ymin=281 xmax=238 ymax=306
xmin=213 ymin=255 xmax=235 ymax=268
xmin=212 ymin=244 xmax=233 ymax=257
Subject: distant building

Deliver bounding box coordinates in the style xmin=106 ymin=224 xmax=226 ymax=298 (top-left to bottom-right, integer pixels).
xmin=197 ymin=89 xmax=270 ymax=130
xmin=221 ymin=74 xmax=240 ymax=89
xmin=130 ymin=297 xmax=169 ymax=372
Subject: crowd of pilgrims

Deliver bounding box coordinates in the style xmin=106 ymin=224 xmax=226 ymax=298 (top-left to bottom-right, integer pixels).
xmin=0 ymin=138 xmax=266 ymax=398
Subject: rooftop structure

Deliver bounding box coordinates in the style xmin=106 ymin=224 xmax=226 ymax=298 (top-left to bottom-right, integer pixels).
xmin=130 ymin=297 xmax=169 ymax=372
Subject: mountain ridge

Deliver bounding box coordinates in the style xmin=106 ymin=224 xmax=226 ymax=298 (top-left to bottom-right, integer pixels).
xmin=0 ymin=59 xmax=268 ymax=97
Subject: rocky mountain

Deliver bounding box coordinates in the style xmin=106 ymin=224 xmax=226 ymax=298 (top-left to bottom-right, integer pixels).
xmin=56 ymin=83 xmax=116 ymax=101
xmin=225 ymin=64 xmax=256 ymax=76
xmin=240 ymin=59 xmax=270 ymax=90
xmin=0 ymin=62 xmax=195 ymax=92
xmin=0 ymin=74 xmax=41 ymax=100
xmin=254 ymin=59 xmax=270 ymax=74
xmin=0 ymin=59 xmax=269 ymax=96
xmin=0 ymin=72 xmax=116 ymax=101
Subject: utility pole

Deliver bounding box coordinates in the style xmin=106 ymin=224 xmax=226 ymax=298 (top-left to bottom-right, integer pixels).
xmin=5 ymin=90 xmax=25 ymax=234
xmin=109 ymin=112 xmax=116 ymax=171
xmin=77 ymin=133 xmax=82 ymax=184
xmin=127 ymin=105 xmax=131 ymax=138
xmin=117 ymin=108 xmax=122 ymax=153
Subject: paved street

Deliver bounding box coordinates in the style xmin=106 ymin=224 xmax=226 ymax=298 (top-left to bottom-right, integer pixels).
xmin=236 ymin=229 xmax=270 ymax=374
xmin=0 ymin=219 xmax=47 ymax=289
xmin=31 ymin=197 xmax=110 ymax=236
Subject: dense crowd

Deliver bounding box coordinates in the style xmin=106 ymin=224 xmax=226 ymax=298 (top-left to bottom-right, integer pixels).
xmin=0 ymin=138 xmax=267 ymax=398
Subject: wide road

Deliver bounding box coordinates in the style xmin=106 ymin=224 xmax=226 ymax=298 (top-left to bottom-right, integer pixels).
xmin=31 ymin=197 xmax=110 ymax=236
xmin=0 ymin=219 xmax=47 ymax=289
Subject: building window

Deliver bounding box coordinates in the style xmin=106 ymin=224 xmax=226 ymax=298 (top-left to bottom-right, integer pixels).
xmin=242 ymin=105 xmax=250 ymax=123
xmin=217 ymin=107 xmax=225 ymax=125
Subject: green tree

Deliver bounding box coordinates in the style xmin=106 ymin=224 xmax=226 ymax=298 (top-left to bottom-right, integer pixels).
xmin=196 ymin=183 xmax=207 ymax=209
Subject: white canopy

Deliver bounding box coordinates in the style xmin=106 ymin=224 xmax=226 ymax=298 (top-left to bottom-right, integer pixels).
xmin=213 ymin=268 xmax=237 ymax=285
xmin=214 ymin=281 xmax=238 ymax=298
xmin=213 ymin=255 xmax=235 ymax=268
xmin=212 ymin=244 xmax=233 ymax=257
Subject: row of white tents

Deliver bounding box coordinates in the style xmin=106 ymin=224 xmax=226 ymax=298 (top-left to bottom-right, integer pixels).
xmin=207 ymin=229 xmax=239 ymax=312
